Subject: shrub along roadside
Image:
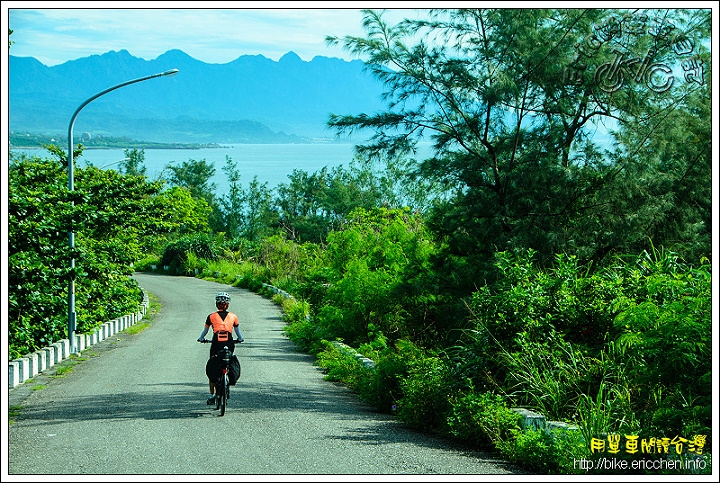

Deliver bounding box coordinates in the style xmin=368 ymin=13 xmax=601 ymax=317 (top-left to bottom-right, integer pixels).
xmin=155 ymin=235 xmax=711 ymax=474
xmin=465 ymin=248 xmax=712 ymax=442
xmin=8 ymin=153 xmax=169 ymax=360
xmin=277 ymin=248 xmax=712 ymax=474
xmin=310 ymin=334 xmax=590 ymax=474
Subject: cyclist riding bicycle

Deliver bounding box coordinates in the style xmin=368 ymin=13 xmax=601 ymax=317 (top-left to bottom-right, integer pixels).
xmin=198 ymin=292 xmax=244 ymax=405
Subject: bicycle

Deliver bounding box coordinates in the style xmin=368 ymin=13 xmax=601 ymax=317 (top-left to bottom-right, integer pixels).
xmin=199 ymin=338 xmax=241 ymax=416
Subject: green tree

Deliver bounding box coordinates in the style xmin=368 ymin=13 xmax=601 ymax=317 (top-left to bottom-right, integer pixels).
xmin=164 ymin=157 xmax=222 ymax=232
xmin=216 ymin=155 xmax=244 ymax=237
xmin=165 ymin=158 xmax=217 ymax=203
xmin=599 ymin=74 xmax=712 ymax=264
xmin=352 ymin=151 xmax=446 ymax=215
xmin=273 ymin=154 xmax=434 ymax=244
xmin=241 ymin=176 xmax=275 ymax=241
xmin=275 ymin=164 xmax=379 ymax=243
xmin=8 ymin=149 xmax=210 ymax=359
xmin=327 ymin=8 xmax=711 ymax=284
xmin=306 ymin=207 xmax=439 ymax=346
xmin=275 ymin=168 xmax=325 ymax=242
xmin=8 ymin=153 xmax=73 ymax=357
xmin=119 ymin=148 xmax=147 ymax=176
xmin=146 ymin=185 xmax=212 ymax=253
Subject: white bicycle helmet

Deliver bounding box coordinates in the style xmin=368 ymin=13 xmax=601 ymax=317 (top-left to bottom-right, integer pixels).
xmin=215 ymin=292 xmax=230 ymax=303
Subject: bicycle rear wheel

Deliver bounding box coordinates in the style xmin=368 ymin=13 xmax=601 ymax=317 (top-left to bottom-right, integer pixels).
xmin=219 ymin=374 xmax=228 ymax=416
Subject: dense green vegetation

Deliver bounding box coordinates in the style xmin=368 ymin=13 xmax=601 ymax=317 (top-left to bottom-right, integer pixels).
xmin=8 ymin=9 xmax=711 ymax=474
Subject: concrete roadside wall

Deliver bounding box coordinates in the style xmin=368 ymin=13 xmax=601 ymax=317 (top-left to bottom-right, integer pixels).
xmin=8 ymin=290 xmax=149 ymax=389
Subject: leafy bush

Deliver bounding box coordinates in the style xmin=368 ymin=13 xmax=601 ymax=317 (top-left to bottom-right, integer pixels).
xmin=470 ymin=249 xmax=620 ymax=357
xmin=466 ymin=247 xmax=712 ymax=443
xmin=281 ymin=297 xmax=330 ymax=354
xmin=497 ymin=427 xmax=587 ymax=474
xmin=308 ymin=207 xmax=437 ymax=348
xmin=160 ymin=232 xmax=219 ymax=273
xmin=280 ymin=297 xmax=310 ymax=325
xmin=258 ymin=234 xmax=302 ymax=280
xmin=179 ymin=251 xmax=207 ymax=276
xmin=315 ymin=342 xmax=373 ymax=392
xmin=283 ymin=316 xmax=322 ymax=354
xmin=134 ymin=254 xmax=162 ymax=271
xmin=351 ymin=336 xmax=410 ymax=412
xmin=446 ymin=391 xmax=521 ymax=449
xmin=395 ymin=348 xmax=452 ymax=431
xmin=8 ymin=151 xmax=178 ymax=359
xmin=237 ymin=275 xmax=265 ymax=293
xmin=611 ymin=250 xmax=712 ymax=437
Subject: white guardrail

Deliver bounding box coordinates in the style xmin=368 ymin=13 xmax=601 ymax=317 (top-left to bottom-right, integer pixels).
xmin=8 ymin=290 xmax=149 ymax=389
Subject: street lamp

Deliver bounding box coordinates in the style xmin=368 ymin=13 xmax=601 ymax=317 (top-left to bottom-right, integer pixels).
xmin=67 ymin=68 xmax=178 ymax=354
xmin=98 ymin=158 xmax=130 ymax=169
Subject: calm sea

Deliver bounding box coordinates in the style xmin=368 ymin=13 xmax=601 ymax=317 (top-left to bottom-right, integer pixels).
xmin=13 ymin=143 xmax=368 ymax=196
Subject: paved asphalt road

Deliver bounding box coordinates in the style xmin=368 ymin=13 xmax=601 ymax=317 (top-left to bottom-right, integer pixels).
xmin=7 ymin=273 xmax=526 ymax=477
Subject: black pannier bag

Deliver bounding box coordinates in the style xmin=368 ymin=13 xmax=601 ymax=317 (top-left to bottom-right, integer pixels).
xmin=205 ymin=353 xmax=241 ymax=386
xmin=228 ymin=354 xmax=241 ymax=385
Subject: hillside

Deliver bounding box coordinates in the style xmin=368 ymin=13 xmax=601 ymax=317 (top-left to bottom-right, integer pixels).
xmin=8 ymin=49 xmax=387 ymax=143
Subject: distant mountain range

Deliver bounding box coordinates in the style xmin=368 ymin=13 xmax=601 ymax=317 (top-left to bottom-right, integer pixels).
xmin=8 ymin=49 xmax=388 ymax=143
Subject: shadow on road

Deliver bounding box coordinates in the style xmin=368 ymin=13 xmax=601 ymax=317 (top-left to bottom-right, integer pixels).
xmin=13 ymin=386 xmax=211 ymax=425
xmin=12 ymin=379 xmax=375 ymax=426
xmin=322 ymin=422 xmax=521 ymax=469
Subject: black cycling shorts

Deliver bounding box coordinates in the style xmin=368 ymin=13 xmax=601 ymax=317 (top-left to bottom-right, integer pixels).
xmin=210 ymin=338 xmax=235 ymax=358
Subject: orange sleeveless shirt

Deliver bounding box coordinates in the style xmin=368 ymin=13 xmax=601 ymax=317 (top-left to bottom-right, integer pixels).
xmin=208 ymin=312 xmax=239 ymax=341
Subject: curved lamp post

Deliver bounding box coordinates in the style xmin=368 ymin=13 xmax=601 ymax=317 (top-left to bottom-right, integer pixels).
xmin=98 ymin=157 xmax=130 ymax=169
xmin=67 ymin=68 xmax=178 ymax=354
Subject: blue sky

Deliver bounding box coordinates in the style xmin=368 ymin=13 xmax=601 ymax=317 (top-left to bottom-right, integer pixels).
xmin=5 ymin=3 xmax=428 ymax=66
xmin=9 ymin=3 xmax=716 ymax=67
